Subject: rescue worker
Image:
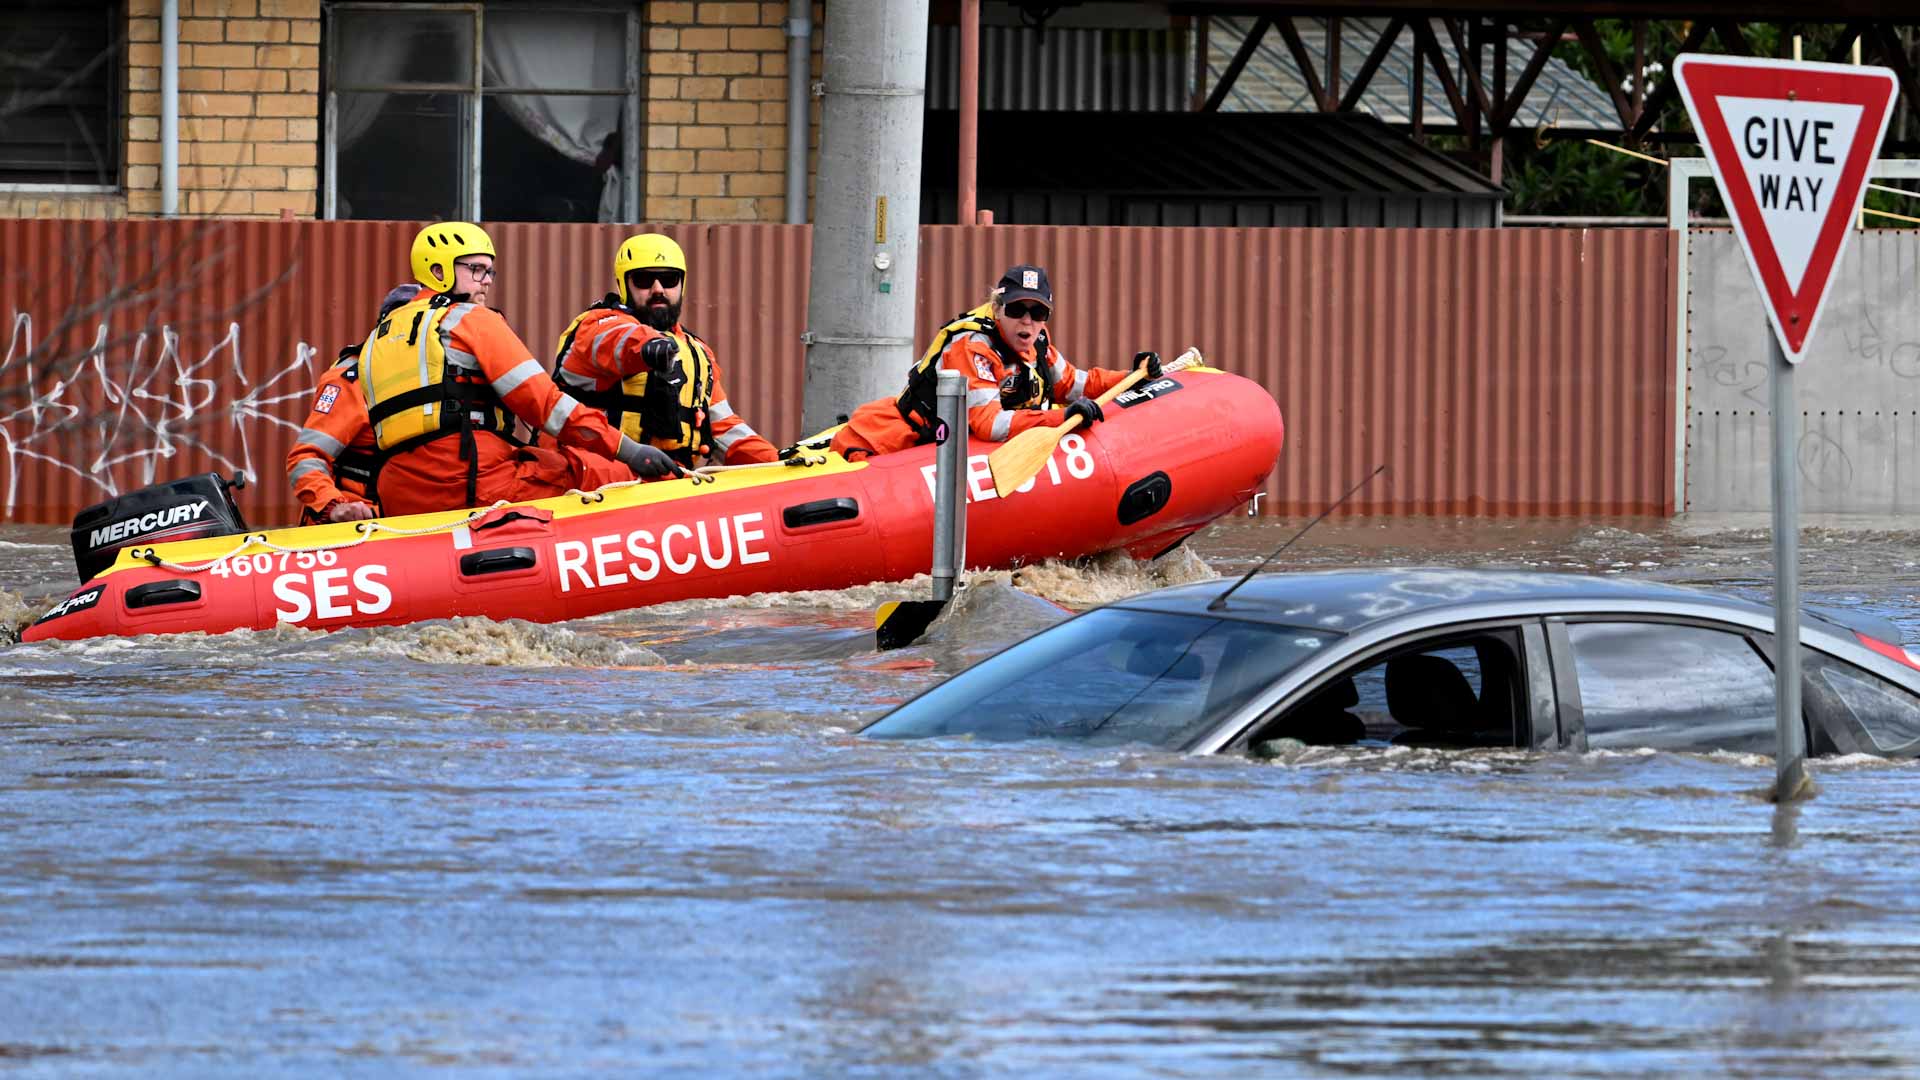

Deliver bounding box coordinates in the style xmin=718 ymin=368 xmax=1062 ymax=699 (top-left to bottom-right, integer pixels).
xmin=287 ymin=284 xmax=420 ymax=524
xmin=359 ymin=222 xmax=678 ymax=517
xmin=828 ymin=264 xmax=1161 ymax=460
xmin=552 ymin=233 xmax=778 ymax=468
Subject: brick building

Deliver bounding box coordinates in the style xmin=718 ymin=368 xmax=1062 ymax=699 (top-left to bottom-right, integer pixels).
xmin=0 ymin=0 xmax=823 ymax=224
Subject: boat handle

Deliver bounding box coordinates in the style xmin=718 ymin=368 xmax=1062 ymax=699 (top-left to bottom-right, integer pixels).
xmin=125 ymin=579 xmax=203 ymax=609
xmin=459 ymin=546 xmax=538 ymax=576
xmin=782 ymin=497 xmax=860 ymax=529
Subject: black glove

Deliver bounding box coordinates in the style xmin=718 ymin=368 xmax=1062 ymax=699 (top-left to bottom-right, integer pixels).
xmin=640 ymin=335 xmax=679 ymax=373
xmin=622 ymin=441 xmax=681 ymax=479
xmin=1063 ymin=398 xmax=1104 ymax=426
xmin=1134 ymin=351 xmax=1163 ymax=379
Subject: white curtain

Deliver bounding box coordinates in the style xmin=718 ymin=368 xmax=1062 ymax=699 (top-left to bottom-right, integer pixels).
xmin=332 ymin=17 xmax=414 ymax=151
xmin=483 ymin=10 xmax=626 ymax=219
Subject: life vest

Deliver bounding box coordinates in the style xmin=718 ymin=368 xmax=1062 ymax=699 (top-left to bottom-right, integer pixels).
xmin=895 ymin=304 xmax=1053 ymax=443
xmin=360 ymin=292 xmax=516 ymax=505
xmin=553 ymin=296 xmax=716 ymax=466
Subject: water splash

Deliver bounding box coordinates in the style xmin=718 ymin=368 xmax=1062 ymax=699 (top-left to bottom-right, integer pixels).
xmin=340 ymin=616 xmax=666 ymax=668
xmin=0 ymin=589 xmax=36 ymax=645
xmin=645 ymin=547 xmax=1220 ymax=616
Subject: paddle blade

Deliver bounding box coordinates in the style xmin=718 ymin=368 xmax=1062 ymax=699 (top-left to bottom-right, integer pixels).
xmin=876 ymin=598 xmax=948 ymax=650
xmin=987 ymin=424 xmax=1070 ymax=498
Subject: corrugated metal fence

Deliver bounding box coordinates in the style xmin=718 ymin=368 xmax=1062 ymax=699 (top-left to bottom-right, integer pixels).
xmin=0 ymin=219 xmax=1672 ymax=523
xmin=919 ymin=226 xmax=1676 ymax=517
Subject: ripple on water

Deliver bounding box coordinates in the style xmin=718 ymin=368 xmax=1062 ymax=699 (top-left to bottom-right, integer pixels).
xmin=2 ymin=519 xmax=1920 ymax=1076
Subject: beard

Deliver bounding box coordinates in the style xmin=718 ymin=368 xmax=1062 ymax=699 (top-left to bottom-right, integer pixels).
xmin=641 ymin=297 xmax=680 ymax=331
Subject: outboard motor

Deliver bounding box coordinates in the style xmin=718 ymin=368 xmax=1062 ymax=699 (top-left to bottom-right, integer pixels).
xmin=69 ymin=472 xmax=250 ymax=581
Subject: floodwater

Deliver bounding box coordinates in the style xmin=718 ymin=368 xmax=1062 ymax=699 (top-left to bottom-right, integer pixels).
xmin=3 ymin=515 xmax=1920 ymax=1077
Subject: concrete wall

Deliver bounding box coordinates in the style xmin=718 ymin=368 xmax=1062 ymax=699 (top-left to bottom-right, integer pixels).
xmin=1687 ymin=230 xmax=1920 ymax=513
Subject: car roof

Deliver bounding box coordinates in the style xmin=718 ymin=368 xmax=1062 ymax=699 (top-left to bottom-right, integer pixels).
xmin=1114 ymin=567 xmax=1815 ymax=636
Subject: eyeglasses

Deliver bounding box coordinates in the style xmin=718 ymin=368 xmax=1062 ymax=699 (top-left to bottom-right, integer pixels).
xmin=452 ymin=260 xmax=497 ymax=281
xmin=630 ymin=269 xmax=684 ymax=290
xmin=1003 ymin=301 xmax=1050 ymax=322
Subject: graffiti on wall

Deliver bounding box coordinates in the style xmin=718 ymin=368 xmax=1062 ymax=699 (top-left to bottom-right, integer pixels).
xmin=1 ymin=312 xmax=319 ymax=516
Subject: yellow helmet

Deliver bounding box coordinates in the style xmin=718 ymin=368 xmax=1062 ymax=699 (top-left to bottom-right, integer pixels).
xmin=614 ymin=233 xmax=687 ymax=305
xmin=410 ymin=222 xmax=496 ymax=292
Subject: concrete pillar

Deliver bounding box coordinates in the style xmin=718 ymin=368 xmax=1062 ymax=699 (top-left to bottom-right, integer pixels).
xmin=799 ymin=0 xmax=930 ymax=434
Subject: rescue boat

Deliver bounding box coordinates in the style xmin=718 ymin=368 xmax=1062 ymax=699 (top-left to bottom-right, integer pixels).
xmin=23 ymin=367 xmax=1283 ymax=642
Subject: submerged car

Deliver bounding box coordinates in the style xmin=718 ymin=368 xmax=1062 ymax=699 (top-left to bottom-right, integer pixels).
xmin=863 ymin=569 xmax=1920 ymax=758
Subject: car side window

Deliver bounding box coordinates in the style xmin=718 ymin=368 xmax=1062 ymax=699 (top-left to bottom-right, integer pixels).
xmin=1800 ymin=649 xmax=1920 ymax=757
xmin=1242 ymin=631 xmax=1523 ymax=750
xmin=1564 ymin=622 xmax=1776 ymax=751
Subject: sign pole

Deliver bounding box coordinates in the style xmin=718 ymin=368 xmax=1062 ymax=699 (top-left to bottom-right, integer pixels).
xmin=1674 ymin=53 xmax=1898 ymax=802
xmin=1769 ymin=331 xmax=1808 ymax=800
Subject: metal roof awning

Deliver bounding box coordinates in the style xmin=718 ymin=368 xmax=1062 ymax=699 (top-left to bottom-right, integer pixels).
xmin=931 ymin=109 xmax=1503 ymax=196
xmin=923 ymin=110 xmax=1504 ymax=226
xmin=1205 ymin=15 xmax=1625 ymax=132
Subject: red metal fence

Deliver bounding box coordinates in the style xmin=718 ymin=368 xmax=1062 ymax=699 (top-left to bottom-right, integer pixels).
xmin=0 ymin=219 xmax=1673 ymax=523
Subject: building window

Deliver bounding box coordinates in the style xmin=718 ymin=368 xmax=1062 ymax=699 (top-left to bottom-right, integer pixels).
xmin=324 ymin=2 xmax=638 ymax=222
xmin=0 ymin=1 xmax=121 ymax=188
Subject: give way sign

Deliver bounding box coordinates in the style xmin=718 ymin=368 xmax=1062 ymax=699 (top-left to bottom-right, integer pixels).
xmin=1675 ymin=54 xmax=1899 ymax=361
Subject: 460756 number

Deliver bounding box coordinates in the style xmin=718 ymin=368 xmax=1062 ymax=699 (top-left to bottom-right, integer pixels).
xmin=208 ymin=549 xmax=339 ymax=578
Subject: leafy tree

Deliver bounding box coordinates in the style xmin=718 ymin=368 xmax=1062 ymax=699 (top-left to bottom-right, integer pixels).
xmin=1501 ymin=20 xmax=1917 ymax=222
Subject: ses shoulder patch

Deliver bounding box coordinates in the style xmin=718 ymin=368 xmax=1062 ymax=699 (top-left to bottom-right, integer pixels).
xmin=314 ymin=385 xmax=341 ymax=414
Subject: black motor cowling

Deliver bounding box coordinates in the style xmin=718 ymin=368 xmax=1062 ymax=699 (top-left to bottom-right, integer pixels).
xmin=70 ymin=472 xmax=249 ymax=581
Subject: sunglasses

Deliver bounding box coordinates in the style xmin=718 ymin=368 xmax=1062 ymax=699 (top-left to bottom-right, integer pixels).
xmin=452 ymin=260 xmax=496 ymax=281
xmin=630 ymin=269 xmax=684 ymax=290
xmin=1003 ymin=301 xmax=1050 ymax=322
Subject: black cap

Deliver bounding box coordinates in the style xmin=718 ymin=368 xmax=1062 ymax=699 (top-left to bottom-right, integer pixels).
xmin=994 ymin=264 xmax=1052 ymax=308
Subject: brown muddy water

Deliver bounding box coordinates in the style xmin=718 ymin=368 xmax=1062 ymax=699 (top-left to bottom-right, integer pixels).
xmin=3 ymin=515 xmax=1920 ymax=1077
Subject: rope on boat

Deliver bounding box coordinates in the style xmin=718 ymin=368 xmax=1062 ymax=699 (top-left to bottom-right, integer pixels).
xmin=130 ymin=500 xmax=515 ymax=573
xmin=565 ymin=453 xmax=830 ymax=502
xmin=133 ymin=448 xmax=842 ymax=571
xmin=126 ymin=367 xmax=1195 ymax=575
xmin=693 ymin=453 xmax=828 ymax=477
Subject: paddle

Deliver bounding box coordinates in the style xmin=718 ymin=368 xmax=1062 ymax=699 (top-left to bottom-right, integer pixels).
xmin=986 ymin=347 xmax=1202 ymax=498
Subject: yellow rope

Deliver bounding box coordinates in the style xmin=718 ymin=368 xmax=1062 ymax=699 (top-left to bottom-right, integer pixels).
xmin=694 ymin=453 xmax=829 ymax=477
xmin=1864 ymin=205 xmax=1920 ymax=225
xmin=1584 ymin=138 xmax=1670 ymax=167
xmin=560 ymin=453 xmax=831 ymax=501
xmin=1579 ymin=144 xmax=1918 ymax=225
xmin=134 ymin=501 xmax=515 ymax=573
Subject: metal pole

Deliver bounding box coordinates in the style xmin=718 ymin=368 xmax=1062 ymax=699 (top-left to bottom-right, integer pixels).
xmin=958 ymin=0 xmax=979 ymax=225
xmin=931 ymin=369 xmax=968 ymax=601
xmin=784 ymin=0 xmax=812 ymax=225
xmin=1770 ymin=333 xmax=1809 ymax=800
xmin=161 ymin=0 xmax=178 ymax=216
xmin=799 ymin=0 xmax=930 ymax=434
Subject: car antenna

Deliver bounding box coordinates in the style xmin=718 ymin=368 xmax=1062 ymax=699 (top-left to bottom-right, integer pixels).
xmin=1207 ymin=464 xmax=1387 ymax=612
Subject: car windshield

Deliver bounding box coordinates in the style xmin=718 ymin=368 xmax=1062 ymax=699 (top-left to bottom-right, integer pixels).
xmin=863 ymin=608 xmax=1339 ymax=749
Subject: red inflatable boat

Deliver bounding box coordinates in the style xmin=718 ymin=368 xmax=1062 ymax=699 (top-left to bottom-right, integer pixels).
xmin=23 ymin=367 xmax=1283 ymax=642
